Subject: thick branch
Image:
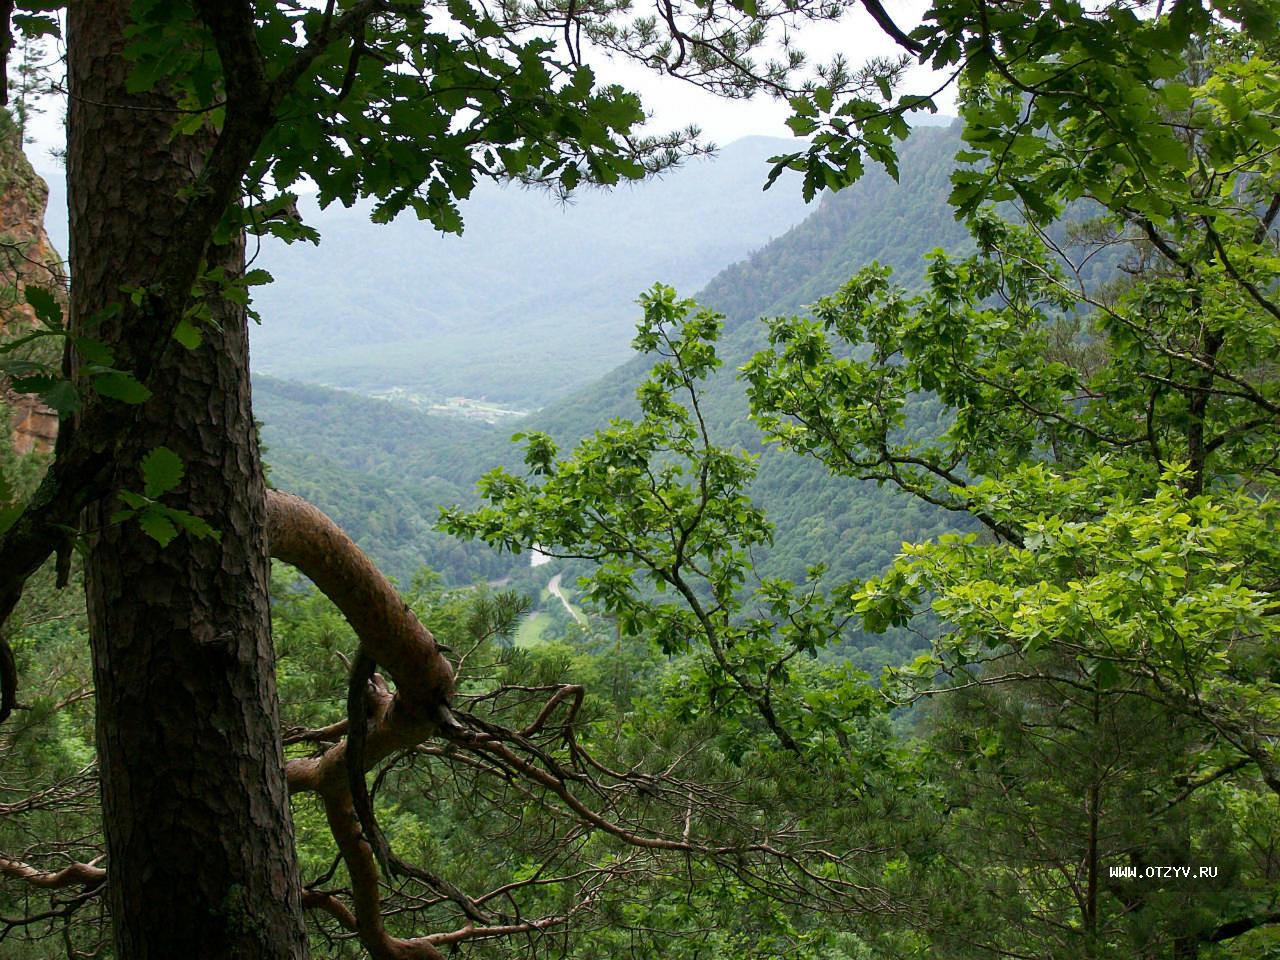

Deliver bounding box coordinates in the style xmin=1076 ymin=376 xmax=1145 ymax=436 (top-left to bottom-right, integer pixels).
xmin=859 ymin=0 xmax=924 ymax=54
xmin=0 ymin=856 xmax=106 ymax=890
xmin=269 ymin=488 xmax=457 ymax=959
xmin=266 ymin=489 xmax=454 ymax=714
xmin=346 ymin=649 xmax=392 ymax=874
xmin=0 ymin=443 xmax=114 ymax=723
xmin=301 ymin=889 xmax=358 ymax=930
xmin=320 ymin=791 xmax=445 ymax=960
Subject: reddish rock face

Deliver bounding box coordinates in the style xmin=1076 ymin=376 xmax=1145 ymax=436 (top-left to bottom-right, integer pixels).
xmin=7 ymin=395 xmax=56 ymax=454
xmin=0 ymin=110 xmax=65 ymax=456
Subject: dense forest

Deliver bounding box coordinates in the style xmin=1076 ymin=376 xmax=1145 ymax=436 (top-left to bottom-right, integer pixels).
xmin=2 ymin=2 xmax=1279 ymax=960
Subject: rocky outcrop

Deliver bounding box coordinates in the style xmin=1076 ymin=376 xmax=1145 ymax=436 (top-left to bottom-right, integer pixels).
xmin=7 ymin=396 xmax=56 ymax=455
xmin=0 ymin=108 xmax=63 ymax=456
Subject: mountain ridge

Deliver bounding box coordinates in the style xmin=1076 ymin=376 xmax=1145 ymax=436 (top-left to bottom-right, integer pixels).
xmin=247 ymin=135 xmax=814 ymax=407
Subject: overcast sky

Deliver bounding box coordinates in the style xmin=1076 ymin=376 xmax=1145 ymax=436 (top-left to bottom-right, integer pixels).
xmin=598 ymin=1 xmax=955 ymax=144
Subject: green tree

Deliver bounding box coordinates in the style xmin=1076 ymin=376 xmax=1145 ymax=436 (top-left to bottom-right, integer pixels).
xmin=741 ymin=8 xmax=1280 ymax=957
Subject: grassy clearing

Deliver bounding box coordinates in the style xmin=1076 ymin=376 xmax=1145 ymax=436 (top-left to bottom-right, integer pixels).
xmin=514 ymin=611 xmax=553 ymax=648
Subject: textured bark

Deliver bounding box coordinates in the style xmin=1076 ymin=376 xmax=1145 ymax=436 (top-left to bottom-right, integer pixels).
xmin=68 ymin=4 xmax=308 ymax=957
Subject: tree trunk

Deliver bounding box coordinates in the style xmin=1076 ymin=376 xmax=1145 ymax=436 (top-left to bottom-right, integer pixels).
xmin=68 ymin=4 xmax=308 ymax=956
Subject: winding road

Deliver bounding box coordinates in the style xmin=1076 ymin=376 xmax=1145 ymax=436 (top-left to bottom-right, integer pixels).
xmin=546 ymin=573 xmax=587 ymax=627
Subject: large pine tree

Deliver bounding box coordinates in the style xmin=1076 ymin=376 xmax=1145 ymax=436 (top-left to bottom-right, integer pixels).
xmin=67 ymin=6 xmax=308 ymax=954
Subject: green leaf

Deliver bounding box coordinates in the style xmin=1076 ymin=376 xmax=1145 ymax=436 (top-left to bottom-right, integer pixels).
xmin=12 ymin=375 xmax=79 ymax=415
xmin=137 ymin=509 xmax=178 ymax=547
xmin=172 ymin=318 xmax=203 ymax=350
xmin=1093 ymin=658 xmax=1120 ymax=689
xmin=42 ymin=381 xmax=79 ymax=416
xmin=168 ymin=507 xmax=221 ymax=542
xmin=12 ymin=14 xmax=62 ymax=39
xmin=1161 ymin=81 xmax=1192 ymax=111
xmin=117 ymin=490 xmax=150 ymax=510
xmin=788 ymin=95 xmax=818 ymax=118
xmin=75 ymin=336 xmax=115 ymax=366
xmin=141 ymin=446 xmax=184 ymax=498
xmin=92 ymin=371 xmax=152 ymax=405
xmin=786 ymin=115 xmax=818 ymax=137
xmin=25 ymin=286 xmax=62 ymax=329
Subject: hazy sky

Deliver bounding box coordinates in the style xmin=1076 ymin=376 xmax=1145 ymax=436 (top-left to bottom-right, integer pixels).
xmin=599 ymin=1 xmax=956 ymax=144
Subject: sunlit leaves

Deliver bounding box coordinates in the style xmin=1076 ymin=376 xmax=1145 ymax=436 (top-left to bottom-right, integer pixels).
xmin=445 ymin=284 xmax=878 ymax=752
xmin=864 ymin=472 xmax=1278 ymax=699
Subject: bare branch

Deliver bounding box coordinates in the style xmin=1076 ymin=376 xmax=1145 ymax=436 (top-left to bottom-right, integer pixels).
xmin=0 ymin=856 xmax=105 ymax=891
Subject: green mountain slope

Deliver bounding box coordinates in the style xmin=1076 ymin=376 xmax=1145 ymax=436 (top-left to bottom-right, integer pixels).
xmin=257 ymin=377 xmax=497 ymax=483
xmin=255 ymin=377 xmax=515 ymax=584
xmin=524 ymin=126 xmax=973 ymax=584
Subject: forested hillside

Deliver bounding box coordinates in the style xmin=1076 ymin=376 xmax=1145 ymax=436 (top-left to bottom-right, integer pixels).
xmin=527 ymin=126 xmax=972 ymax=582
xmin=255 ymin=377 xmax=512 ymax=583
xmin=258 ymin=126 xmax=971 ymax=622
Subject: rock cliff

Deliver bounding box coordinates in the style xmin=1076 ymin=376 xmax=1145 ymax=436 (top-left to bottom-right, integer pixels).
xmin=0 ymin=108 xmax=62 ymax=456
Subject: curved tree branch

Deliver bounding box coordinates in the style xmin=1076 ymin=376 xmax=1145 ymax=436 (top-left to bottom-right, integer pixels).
xmin=266 ymin=489 xmax=454 ymax=713
xmin=268 ymin=488 xmax=458 ymax=959
xmin=0 ymin=856 xmax=106 ymax=890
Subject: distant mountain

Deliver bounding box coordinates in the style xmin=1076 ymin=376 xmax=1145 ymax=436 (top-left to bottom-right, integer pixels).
xmin=246 ymin=137 xmax=811 ymax=408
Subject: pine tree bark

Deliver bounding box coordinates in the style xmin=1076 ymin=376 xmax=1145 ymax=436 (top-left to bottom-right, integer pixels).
xmin=68 ymin=3 xmax=308 ymax=956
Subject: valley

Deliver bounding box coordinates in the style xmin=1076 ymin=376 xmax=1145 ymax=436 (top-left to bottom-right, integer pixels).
xmin=247 ymin=135 xmax=812 ymax=407
xmin=254 ymin=125 xmax=970 ymax=668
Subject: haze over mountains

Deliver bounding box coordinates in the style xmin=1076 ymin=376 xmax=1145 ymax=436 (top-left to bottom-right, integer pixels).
xmin=248 ymin=136 xmax=812 ymax=409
